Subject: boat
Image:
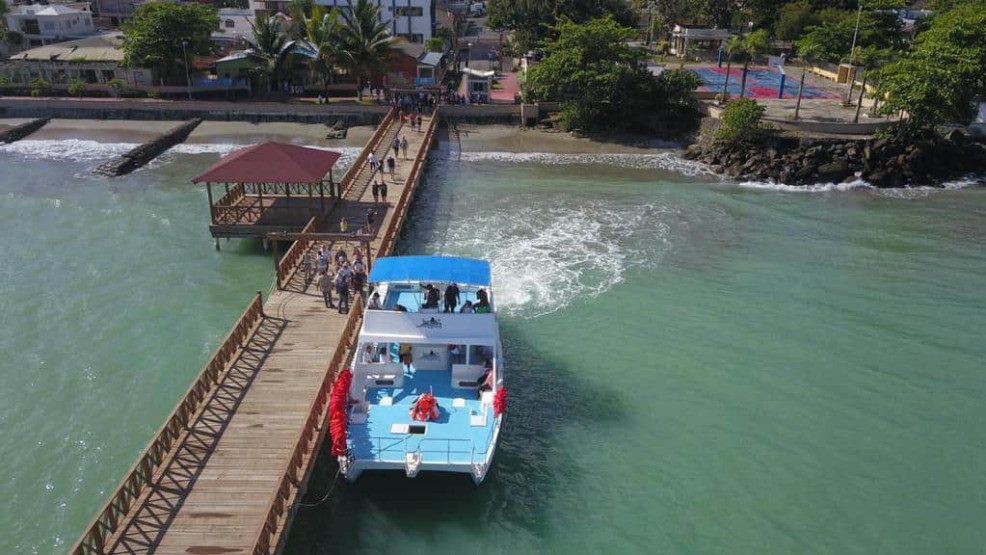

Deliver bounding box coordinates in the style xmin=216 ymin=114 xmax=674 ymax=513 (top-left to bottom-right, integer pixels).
xmin=333 ymin=256 xmax=505 ymax=484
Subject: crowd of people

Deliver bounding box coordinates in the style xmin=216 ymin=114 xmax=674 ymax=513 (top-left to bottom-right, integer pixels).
xmin=311 ymin=245 xmax=368 ymax=314
xmin=363 ymin=283 xmax=491 ymax=314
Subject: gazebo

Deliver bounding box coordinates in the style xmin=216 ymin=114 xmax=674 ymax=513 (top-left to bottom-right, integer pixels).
xmin=192 ymin=141 xmax=342 ymax=240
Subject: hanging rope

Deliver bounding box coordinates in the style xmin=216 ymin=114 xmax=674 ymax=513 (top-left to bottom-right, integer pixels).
xmin=298 ymin=467 xmax=341 ymax=509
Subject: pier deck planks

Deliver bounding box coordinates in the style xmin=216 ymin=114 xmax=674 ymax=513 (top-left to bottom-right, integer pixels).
xmin=97 ymin=114 xmax=434 ymax=554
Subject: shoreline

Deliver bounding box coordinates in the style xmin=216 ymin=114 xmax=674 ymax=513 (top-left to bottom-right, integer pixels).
xmin=0 ymin=118 xmax=680 ymax=155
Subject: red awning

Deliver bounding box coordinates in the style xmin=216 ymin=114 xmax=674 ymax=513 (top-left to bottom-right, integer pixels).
xmin=192 ymin=141 xmax=342 ymax=184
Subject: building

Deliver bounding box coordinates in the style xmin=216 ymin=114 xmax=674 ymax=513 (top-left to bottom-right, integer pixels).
xmin=5 ymin=3 xmax=97 ymax=48
xmin=314 ymin=0 xmax=435 ymax=43
xmin=93 ymin=0 xmax=154 ymax=26
xmin=213 ymin=8 xmax=256 ymax=46
xmin=669 ymin=25 xmax=732 ymax=59
xmin=0 ymin=33 xmax=152 ymax=89
xmin=385 ymin=39 xmax=445 ymax=89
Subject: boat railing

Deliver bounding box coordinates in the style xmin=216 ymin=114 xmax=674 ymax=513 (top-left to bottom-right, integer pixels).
xmin=417 ymin=437 xmax=472 ymax=464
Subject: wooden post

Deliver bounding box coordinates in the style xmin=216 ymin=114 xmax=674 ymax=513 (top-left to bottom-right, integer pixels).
xmin=256 ymin=290 xmax=265 ymax=316
xmin=206 ymin=182 xmax=215 ymax=224
xmin=272 ymin=238 xmax=281 ymax=288
xmin=364 ymin=240 xmax=371 ymax=274
xmin=329 ymin=169 xmax=335 ymax=197
xmin=319 ymin=180 xmax=325 ymax=212
xmin=257 ymin=182 xmax=264 ymax=221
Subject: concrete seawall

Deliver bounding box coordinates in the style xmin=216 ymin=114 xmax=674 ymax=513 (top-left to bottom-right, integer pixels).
xmin=0 ymin=99 xmax=390 ymax=125
xmin=96 ymin=119 xmax=203 ymax=177
xmin=0 ymin=117 xmax=50 ymax=143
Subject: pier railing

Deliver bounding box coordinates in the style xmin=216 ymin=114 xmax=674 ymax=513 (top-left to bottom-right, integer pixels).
xmin=377 ymin=109 xmax=439 ymax=257
xmin=251 ymin=293 xmax=364 ymax=554
xmin=71 ymin=290 xmax=267 ymax=555
xmin=215 ymin=182 xmax=246 ymax=207
xmin=275 ymin=216 xmax=318 ymax=288
xmin=339 ymin=108 xmax=395 ymax=197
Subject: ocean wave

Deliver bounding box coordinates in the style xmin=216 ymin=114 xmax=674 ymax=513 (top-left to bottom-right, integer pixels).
xmin=436 ymin=202 xmax=672 ymax=318
xmin=737 ymin=178 xmax=874 ymax=192
xmin=453 ymin=151 xmax=718 ymax=177
xmin=0 ymin=139 xmax=140 ymax=161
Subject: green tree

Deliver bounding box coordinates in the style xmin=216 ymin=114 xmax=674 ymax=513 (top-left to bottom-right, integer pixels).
xmin=737 ymin=29 xmax=769 ymax=99
xmin=30 ymin=77 xmax=51 ymax=97
xmin=336 ymin=0 xmax=394 ymax=100
xmin=424 ymin=37 xmax=444 ymax=52
xmin=776 ymin=0 xmax=818 ymax=41
xmin=122 ymin=3 xmax=218 ymax=86
xmin=68 ymin=79 xmax=87 ymax=97
xmin=876 ymin=0 xmax=986 ymax=131
xmin=792 ymin=33 xmax=825 ymax=120
xmin=715 ymin=97 xmax=768 ymax=143
xmin=852 ymin=45 xmax=892 ymax=122
xmin=487 ymin=0 xmax=636 ymax=51
xmin=524 ymin=16 xmax=699 ymax=133
xmin=248 ymin=13 xmax=292 ymax=92
xmin=300 ymin=5 xmax=341 ymax=92
xmin=0 ymin=0 xmax=8 ymax=37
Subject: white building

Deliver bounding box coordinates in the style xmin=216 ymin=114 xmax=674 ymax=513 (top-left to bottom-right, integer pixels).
xmin=6 ymin=4 xmax=97 ymax=48
xmin=214 ymin=8 xmax=256 ymax=46
xmin=314 ymin=0 xmax=435 ymax=43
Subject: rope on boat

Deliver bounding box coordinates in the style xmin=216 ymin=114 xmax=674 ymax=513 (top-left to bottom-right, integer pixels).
xmin=298 ymin=467 xmax=342 ymax=508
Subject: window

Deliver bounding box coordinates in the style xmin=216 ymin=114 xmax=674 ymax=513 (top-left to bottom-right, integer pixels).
xmin=417 ymin=66 xmax=433 ymax=78
xmin=225 ymin=19 xmax=235 ymax=28
xmin=102 ymin=70 xmax=115 ymax=82
xmin=43 ymin=22 xmax=55 ymax=30
xmin=395 ymin=6 xmax=423 ymax=16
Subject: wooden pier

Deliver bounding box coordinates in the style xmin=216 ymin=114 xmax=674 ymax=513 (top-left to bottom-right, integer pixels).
xmin=71 ymin=109 xmax=440 ymax=554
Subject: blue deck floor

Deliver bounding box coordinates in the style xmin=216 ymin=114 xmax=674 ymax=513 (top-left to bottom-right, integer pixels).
xmin=349 ymin=370 xmax=494 ymax=465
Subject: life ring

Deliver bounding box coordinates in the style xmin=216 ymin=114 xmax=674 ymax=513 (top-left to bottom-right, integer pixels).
xmin=410 ymin=393 xmax=439 ymax=421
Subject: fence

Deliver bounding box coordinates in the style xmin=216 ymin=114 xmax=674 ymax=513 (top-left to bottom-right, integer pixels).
xmin=250 ymin=293 xmax=364 ymax=554
xmin=339 ymin=107 xmax=396 ymax=197
xmin=71 ymin=291 xmax=266 ymax=555
xmin=275 ymin=216 xmax=318 ymax=288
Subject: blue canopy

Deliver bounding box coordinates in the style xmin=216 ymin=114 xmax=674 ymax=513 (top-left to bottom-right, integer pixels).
xmin=369 ymin=256 xmax=491 ymax=286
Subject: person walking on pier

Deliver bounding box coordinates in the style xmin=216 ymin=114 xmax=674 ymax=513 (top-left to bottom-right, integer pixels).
xmin=387 ymin=156 xmax=396 ymax=177
xmin=401 ymin=136 xmax=408 ymax=160
xmin=369 ymin=151 xmax=379 ymax=173
xmin=372 ymin=181 xmax=380 ymax=203
xmin=353 ymin=258 xmax=367 ymax=299
xmin=319 ymin=268 xmax=335 ymax=309
xmin=393 ymin=136 xmax=400 ymax=158
xmin=335 ymin=266 xmax=351 ymax=314
xmin=379 ymin=181 xmax=388 ymax=204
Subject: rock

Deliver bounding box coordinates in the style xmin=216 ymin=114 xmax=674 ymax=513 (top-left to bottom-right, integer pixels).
xmin=795 ymin=164 xmax=818 ymax=179
xmin=944 ymin=128 xmax=966 ymax=143
xmin=817 ymin=158 xmax=851 ymax=181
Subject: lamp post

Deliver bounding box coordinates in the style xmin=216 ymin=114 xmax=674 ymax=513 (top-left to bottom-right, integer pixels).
xmin=180 ymin=39 xmax=192 ymax=101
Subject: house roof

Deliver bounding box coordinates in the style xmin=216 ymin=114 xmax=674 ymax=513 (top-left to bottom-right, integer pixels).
xmin=394 ymin=39 xmax=425 ymax=60
xmin=419 ymin=51 xmax=443 ymax=67
xmin=8 ymin=33 xmax=124 ymax=62
xmin=192 ymin=142 xmax=343 ymax=184
xmin=11 ymin=4 xmax=85 ymax=15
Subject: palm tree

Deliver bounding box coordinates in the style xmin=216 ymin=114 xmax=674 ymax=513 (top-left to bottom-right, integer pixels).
xmin=301 ymin=5 xmax=341 ymax=92
xmin=719 ymin=35 xmax=743 ymax=104
xmin=793 ymin=36 xmax=824 ymax=120
xmin=738 ymin=29 xmax=769 ymax=99
xmin=337 ymin=0 xmax=395 ymax=100
xmin=248 ymin=13 xmax=292 ymax=93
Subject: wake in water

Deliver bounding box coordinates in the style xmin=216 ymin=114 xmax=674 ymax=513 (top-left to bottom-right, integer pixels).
xmin=456 ymin=151 xmax=718 ymax=178
xmin=0 ymin=139 xmax=140 ymax=162
xmin=421 ymin=201 xmax=675 ymax=318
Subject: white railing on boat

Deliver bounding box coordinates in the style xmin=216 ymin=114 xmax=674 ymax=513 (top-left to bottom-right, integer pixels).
xmin=365 ymin=435 xmax=491 ymax=465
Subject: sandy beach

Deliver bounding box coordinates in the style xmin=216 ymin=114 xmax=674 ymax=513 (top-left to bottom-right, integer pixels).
xmin=0 ymin=118 xmax=676 ymax=153
xmin=448 ymin=123 xmax=677 ymax=153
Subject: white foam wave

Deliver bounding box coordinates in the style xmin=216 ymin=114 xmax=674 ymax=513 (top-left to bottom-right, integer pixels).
xmin=440 ymin=202 xmax=671 ymax=318
xmin=0 ymin=139 xmax=139 ymax=161
xmin=454 ymin=151 xmax=718 ymax=177
xmin=738 ymin=178 xmax=874 ymax=192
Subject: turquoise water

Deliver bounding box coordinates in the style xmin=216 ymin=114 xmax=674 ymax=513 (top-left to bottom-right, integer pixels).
xmin=2 ymin=137 xmax=986 ymax=553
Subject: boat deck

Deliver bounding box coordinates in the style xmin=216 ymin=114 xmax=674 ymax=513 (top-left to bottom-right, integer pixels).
xmin=350 ymin=370 xmax=494 ymax=465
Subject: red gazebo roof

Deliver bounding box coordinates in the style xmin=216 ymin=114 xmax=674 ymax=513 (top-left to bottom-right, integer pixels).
xmin=192 ymin=141 xmax=342 ymax=184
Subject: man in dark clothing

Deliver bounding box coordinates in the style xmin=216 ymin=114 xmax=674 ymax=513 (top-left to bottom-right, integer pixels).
xmin=420 ymin=283 xmax=440 ymax=309
xmin=443 ymin=283 xmax=460 ymax=313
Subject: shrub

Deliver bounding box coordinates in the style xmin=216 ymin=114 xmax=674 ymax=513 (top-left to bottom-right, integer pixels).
xmin=107 ymin=78 xmax=125 ymax=96
xmin=30 ymin=77 xmax=52 ymax=97
xmin=68 ymin=79 xmax=87 ymax=97
xmin=715 ymin=98 xmax=768 ymax=144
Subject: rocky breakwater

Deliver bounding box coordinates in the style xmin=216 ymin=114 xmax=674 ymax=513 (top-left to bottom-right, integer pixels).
xmin=683 ymin=130 xmax=986 ymax=187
